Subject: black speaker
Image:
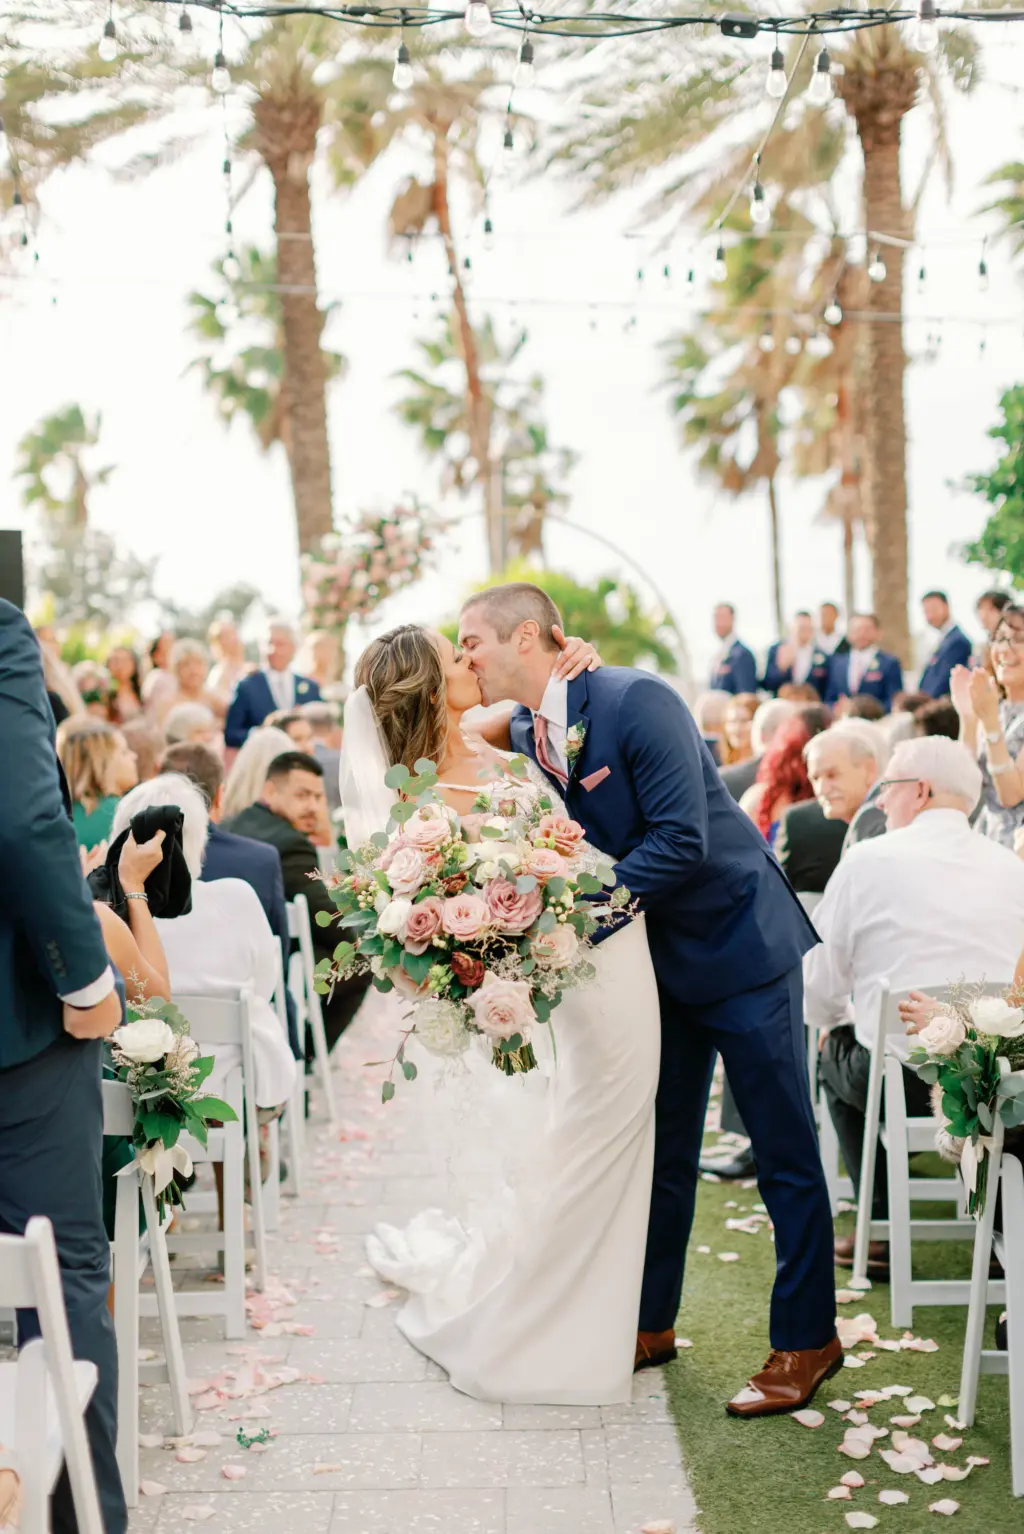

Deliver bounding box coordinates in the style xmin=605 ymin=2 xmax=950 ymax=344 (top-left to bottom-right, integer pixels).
xmin=0 ymin=530 xmax=25 ymax=610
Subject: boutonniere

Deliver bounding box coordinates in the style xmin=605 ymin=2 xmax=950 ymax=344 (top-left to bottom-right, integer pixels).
xmin=565 ymin=723 xmax=587 ymax=765
xmin=297 ymin=681 xmax=309 ymax=695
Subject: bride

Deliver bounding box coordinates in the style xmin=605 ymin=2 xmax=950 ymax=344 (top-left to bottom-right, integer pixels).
xmin=340 ymin=623 xmax=661 ymax=1406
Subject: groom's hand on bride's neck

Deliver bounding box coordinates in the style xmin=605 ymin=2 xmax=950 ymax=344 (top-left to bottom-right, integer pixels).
xmin=552 ymin=626 xmax=603 ymax=681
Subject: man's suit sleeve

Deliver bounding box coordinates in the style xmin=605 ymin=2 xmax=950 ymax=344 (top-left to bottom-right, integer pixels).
xmin=760 ymin=644 xmax=787 ymax=694
xmin=607 ymin=677 xmax=710 ymax=901
xmin=0 ymin=604 xmax=110 ymax=994
xmin=224 ymin=678 xmax=250 ymax=749
xmin=883 ymin=656 xmax=904 ymax=711
xmin=733 ymin=645 xmax=758 ymax=695
xmin=824 ymin=654 xmax=843 ymax=705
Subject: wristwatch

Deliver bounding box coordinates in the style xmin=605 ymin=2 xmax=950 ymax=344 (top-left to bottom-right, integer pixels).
xmin=985 ymin=728 xmax=1003 ymax=744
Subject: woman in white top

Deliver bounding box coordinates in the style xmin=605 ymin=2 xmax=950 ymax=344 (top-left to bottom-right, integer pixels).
xmin=111 ymin=775 xmax=296 ymax=1110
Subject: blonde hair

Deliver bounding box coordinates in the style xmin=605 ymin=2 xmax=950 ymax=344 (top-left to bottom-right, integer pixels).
xmin=56 ymin=717 xmax=122 ymax=811
xmin=720 ymin=692 xmax=759 ymax=766
xmin=222 ymin=726 xmax=294 ymax=820
xmin=40 ymin=645 xmax=85 ymax=718
xmin=354 ymin=625 xmax=448 ymax=775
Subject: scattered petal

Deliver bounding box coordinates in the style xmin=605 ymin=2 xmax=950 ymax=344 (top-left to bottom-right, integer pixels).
xmin=891 ymin=1415 xmax=922 ymax=1429
xmin=838 ymin=1435 xmax=871 ymax=1460
xmin=944 ymin=1415 xmax=968 ymax=1431
xmin=828 ymin=1486 xmax=853 ymax=1500
xmin=884 ymin=1386 xmax=914 ymax=1398
xmin=180 ymin=1506 xmax=216 ymax=1523
xmin=836 ymin=1290 xmax=861 ymax=1305
xmin=936 ymin=1395 xmax=960 ymax=1408
xmin=175 ymin=1448 xmax=207 ymax=1464
xmin=966 ymin=1456 xmax=990 ymax=1468
xmin=846 ymin=1410 xmax=869 ymax=1426
xmin=879 ymin=1490 xmax=910 ymax=1505
xmin=843 ymin=1356 xmax=866 ymax=1370
xmin=829 ymin=1400 xmax=853 ymax=1413
xmin=696 ymin=1246 xmax=711 ymax=1255
xmin=906 ymin=1396 xmax=936 ymax=1413
xmin=364 ymin=1291 xmax=401 ymax=1309
xmin=641 ymin=1523 xmax=676 ymax=1533
xmin=220 ymin=1465 xmax=246 ymax=1481
xmin=874 ymin=1339 xmax=902 ymax=1352
xmin=939 ymin=1466 xmax=972 ymax=1482
xmin=848 ymin=1276 xmax=873 ymax=1292
xmin=933 ymin=1434 xmax=962 ymax=1453
xmin=845 ymin=1514 xmax=878 ymax=1530
xmin=138 ymin=1348 xmax=158 ymax=1362
xmin=676 ymin=1339 xmax=694 ymax=1349
xmin=879 ymin=1451 xmax=926 ymax=1475
xmin=840 ymin=1471 xmax=866 ymax=1488
xmin=928 ymin=1500 xmax=960 ymax=1515
xmin=917 ymin=1468 xmax=946 ymax=1486
xmin=139 ymin=1481 xmax=167 ymax=1497
xmin=792 ymin=1409 xmax=825 ymax=1428
xmin=718 ymin=1252 xmax=740 ymax=1262
xmin=138 ymin=1433 xmax=164 ymax=1450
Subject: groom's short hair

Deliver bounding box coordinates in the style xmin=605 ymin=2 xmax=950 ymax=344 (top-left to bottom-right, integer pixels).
xmin=462 ymin=583 xmax=562 ymax=651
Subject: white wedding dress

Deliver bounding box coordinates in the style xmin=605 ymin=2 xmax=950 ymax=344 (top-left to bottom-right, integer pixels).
xmin=361 ymin=764 xmax=661 ymax=1406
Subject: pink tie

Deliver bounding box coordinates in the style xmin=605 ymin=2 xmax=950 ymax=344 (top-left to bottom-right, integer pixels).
xmin=534 ymin=715 xmax=568 ymax=787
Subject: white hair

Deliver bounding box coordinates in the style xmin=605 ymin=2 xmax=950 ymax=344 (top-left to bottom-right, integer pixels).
xmin=221 ymin=726 xmax=294 ymax=820
xmin=265 ymin=616 xmax=296 ymax=642
xmin=111 ymin=772 xmax=210 ymax=879
xmin=694 ymin=689 xmax=732 ymax=734
xmin=751 ymin=699 xmax=797 ymax=755
xmin=169 ymin=637 xmax=208 ymax=673
xmin=805 ymin=720 xmax=889 ymax=775
xmin=888 ymin=736 xmax=983 ymax=812
xmin=164 ymin=702 xmax=218 ymax=745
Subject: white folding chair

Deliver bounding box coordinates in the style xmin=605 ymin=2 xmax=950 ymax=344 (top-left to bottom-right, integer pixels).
xmin=316 ymin=844 xmax=340 ymax=878
xmin=144 ymin=991 xmax=266 ymax=1338
xmin=289 ymin=894 xmax=338 ymax=1127
xmin=853 ymin=981 xmax=1008 ymax=1324
xmin=959 ymin=1061 xmax=1024 ymax=1496
xmin=799 ymin=890 xmax=855 ymax=1216
xmin=0 ymin=1218 xmax=103 ymax=1534
xmin=264 ymin=950 xmax=306 ymax=1227
xmin=103 ymin=1081 xmax=192 ymax=1506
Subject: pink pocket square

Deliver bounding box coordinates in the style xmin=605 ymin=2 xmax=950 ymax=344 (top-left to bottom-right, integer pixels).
xmin=581 ymin=766 xmax=611 ymax=792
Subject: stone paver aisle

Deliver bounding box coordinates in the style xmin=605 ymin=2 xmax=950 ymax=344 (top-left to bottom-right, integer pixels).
xmin=131 ymin=1001 xmax=699 ymax=1533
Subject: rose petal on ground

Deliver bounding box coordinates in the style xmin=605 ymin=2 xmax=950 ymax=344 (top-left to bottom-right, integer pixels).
xmin=180 ymin=1506 xmax=216 ymax=1522
xmin=891 ymin=1415 xmax=922 ymax=1428
xmin=966 ymin=1456 xmax=990 ymax=1467
xmin=641 ymin=1522 xmax=676 ymax=1533
xmin=364 ymin=1291 xmax=401 ymax=1308
xmin=138 ymin=1347 xmax=158 ymax=1362
xmin=138 ymin=1433 xmax=164 ymax=1449
xmin=892 ymin=1433 xmax=932 ymax=1461
xmin=717 ymin=1252 xmax=740 ymax=1262
xmin=839 ymin=1435 xmax=872 ymax=1460
xmin=175 ymin=1448 xmax=207 ymax=1463
xmin=906 ymin=1396 xmax=936 ymax=1413
xmin=829 ymin=1400 xmax=853 ymax=1413
xmin=676 ymin=1339 xmax=694 ymax=1349
xmin=846 ymin=1410 xmax=869 ymax=1426
xmin=940 ymin=1466 xmax=972 ymax=1481
xmin=879 ymin=1451 xmax=924 ymax=1474
xmin=792 ymin=1409 xmax=825 ymax=1428
xmin=695 ymin=1245 xmax=711 ymax=1255
xmin=879 ymin=1490 xmax=910 ymax=1505
xmin=836 ymin=1290 xmax=861 ymax=1305
xmin=843 ymin=1356 xmax=866 ymax=1369
xmin=840 ymin=1471 xmax=866 ymax=1488
xmin=917 ymin=1467 xmax=945 ymax=1485
xmin=845 ymin=1514 xmax=879 ymax=1530
xmin=221 ymin=1465 xmax=246 ymax=1481
xmin=937 ymin=1394 xmax=959 ymax=1408
xmin=848 ymin=1276 xmax=873 ymax=1292
xmin=933 ymin=1434 xmax=962 ymax=1452
xmin=828 ymin=1486 xmax=853 ymax=1500
xmin=884 ymin=1386 xmax=914 ymax=1398
xmin=874 ymin=1340 xmax=902 ymax=1352
xmin=905 ymin=1338 xmax=940 ymax=1353
xmin=139 ymin=1481 xmax=167 ymax=1497
xmin=192 ymin=1391 xmax=225 ymax=1412
xmin=928 ymin=1500 xmax=960 ymax=1515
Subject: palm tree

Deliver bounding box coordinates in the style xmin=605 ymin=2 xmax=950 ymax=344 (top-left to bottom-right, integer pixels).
xmin=186 ymin=246 xmax=345 ymax=462
xmin=14 ymin=404 xmax=112 ymax=526
xmin=979 ymin=135 xmax=1024 ymax=260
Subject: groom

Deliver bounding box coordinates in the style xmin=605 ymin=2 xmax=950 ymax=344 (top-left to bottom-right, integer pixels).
xmin=459 ymin=583 xmax=840 ymax=1416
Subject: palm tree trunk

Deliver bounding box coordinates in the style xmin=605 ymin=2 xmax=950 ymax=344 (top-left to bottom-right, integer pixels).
xmin=767 ymin=476 xmax=784 ymax=635
xmin=253 ymin=91 xmax=334 ymax=555
xmin=843 ymin=514 xmax=856 ymax=619
xmin=430 ymin=136 xmax=499 ymax=571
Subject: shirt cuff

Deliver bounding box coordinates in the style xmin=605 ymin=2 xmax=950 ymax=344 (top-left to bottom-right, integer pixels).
xmin=60 ymin=966 xmax=115 ymax=1008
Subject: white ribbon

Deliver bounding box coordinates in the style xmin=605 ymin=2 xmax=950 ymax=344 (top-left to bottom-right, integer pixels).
xmin=138 ymin=1141 xmax=194 ymax=1197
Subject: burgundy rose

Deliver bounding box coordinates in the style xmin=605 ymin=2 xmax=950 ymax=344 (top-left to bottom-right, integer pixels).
xmin=484 ymin=877 xmax=544 ymax=935
xmin=450 ymin=952 xmax=485 ymax=989
xmin=403 ymin=897 xmax=443 ymax=955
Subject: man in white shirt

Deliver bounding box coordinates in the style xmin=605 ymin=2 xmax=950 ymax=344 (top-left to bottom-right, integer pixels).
xmin=816 ymin=601 xmax=847 ymax=656
xmin=806 ymin=735 xmax=1024 ymax=1275
xmin=225 ymin=618 xmax=322 ymax=750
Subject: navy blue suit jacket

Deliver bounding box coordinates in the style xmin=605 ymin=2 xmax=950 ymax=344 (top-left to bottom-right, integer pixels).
xmin=825 ymin=649 xmax=903 ymax=713
xmin=509 ymin=669 xmax=818 ymax=1008
xmin=0 ymin=601 xmax=112 ymax=1070
xmin=710 ymin=640 xmax=757 ymax=696
xmin=760 ymin=642 xmax=831 ymax=698
xmin=201 ymin=822 xmax=299 ymax=1056
xmin=225 ymin=670 xmax=321 ymax=749
xmin=918 ymin=626 xmax=972 ymax=699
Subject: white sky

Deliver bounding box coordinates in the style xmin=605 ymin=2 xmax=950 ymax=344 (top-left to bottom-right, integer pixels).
xmin=1 ymin=12 xmax=1023 ymax=683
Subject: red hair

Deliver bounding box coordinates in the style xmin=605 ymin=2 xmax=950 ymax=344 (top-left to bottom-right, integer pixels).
xmin=753 ymin=715 xmax=815 ymax=837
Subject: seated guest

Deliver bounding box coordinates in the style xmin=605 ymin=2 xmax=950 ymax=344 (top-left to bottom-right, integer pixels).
xmin=303 ymin=700 xmax=343 ymax=814
xmin=721 ymin=698 xmax=797 ymax=803
xmin=835 ymin=693 xmax=887 ymax=723
xmin=918 ymin=590 xmax=972 ymax=699
xmin=224 ymin=751 xmax=369 ymax=1052
xmin=161 ymin=742 xmax=299 ymax=1057
xmin=913 ymin=697 xmax=959 ymax=740
xmin=225 ymin=618 xmax=321 ymax=750
xmin=708 ymin=603 xmax=757 ymax=695
xmin=806 ymin=737 xmax=1024 ymax=1276
xmin=778 ymin=721 xmax=887 ymax=892
xmin=121 ymin=718 xmax=166 ymax=783
xmin=825 ymin=612 xmax=903 ymax=714
xmin=106 ymin=646 xmax=144 ymax=724
xmin=164 ymin=701 xmax=222 ymax=751
xmin=111 ymin=775 xmax=296 ymax=1111
xmin=265 ymin=708 xmax=316 ymax=753
xmin=719 ymin=693 xmax=758 ymax=769
xmin=57 ymin=716 xmax=139 ymax=850
xmin=207 ymin=614 xmax=250 ymax=703
xmin=694 ymin=689 xmax=731 ymax=766
xmin=761 ymin=611 xmax=830 ymax=696
xmin=158 ymin=639 xmax=226 ymax=725
xmin=777 ymin=681 xmax=822 ymax=704
xmin=741 ymin=706 xmax=830 ymax=847
xmin=221 ymin=725 xmax=294 ymax=821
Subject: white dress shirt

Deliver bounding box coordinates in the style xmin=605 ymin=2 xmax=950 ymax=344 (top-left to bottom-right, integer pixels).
xmin=927 ymin=618 xmax=955 ymax=657
xmin=804 ymin=809 xmax=1024 ymax=1050
xmin=817 ymin=630 xmax=843 ymax=656
xmin=846 ymin=645 xmax=876 ymax=696
xmin=265 ymin=665 xmax=295 ymax=712
xmin=533 ymin=673 xmax=569 ymax=777
xmin=791 ymin=642 xmax=815 ymax=685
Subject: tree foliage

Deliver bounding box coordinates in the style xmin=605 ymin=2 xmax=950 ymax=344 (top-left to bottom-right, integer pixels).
xmin=962 ymin=385 xmax=1024 ymax=586
xmin=28 ymin=525 xmax=158 ymax=630
xmin=14 ymin=404 xmax=112 ymax=526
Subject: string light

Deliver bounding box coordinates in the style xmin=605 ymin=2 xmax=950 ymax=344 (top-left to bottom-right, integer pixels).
xmin=212 ymin=50 xmax=231 ymax=92
xmin=784 ymin=334 xmax=803 ymax=355
xmin=464 ymin=1 xmax=492 ymax=38
xmin=99 ymin=8 xmax=118 ymax=63
xmin=911 ymin=0 xmax=939 ymax=54
xmin=711 ymin=243 xmax=727 ymax=283
xmin=758 ymin=329 xmax=775 ymax=353
xmin=868 ymin=248 xmax=887 ymax=283
xmin=806 ymin=329 xmax=834 ymax=358
xmin=979 ymin=241 xmax=990 ymax=292
xmin=807 ymin=47 xmax=832 ymax=105
xmin=749 ymin=180 xmax=771 ymax=229
xmin=483 ymin=215 xmax=494 ymax=251
xmin=766 ymin=45 xmax=788 ymax=100
xmin=178 ymin=2 xmax=192 ymax=33
xmin=514 ymin=37 xmax=535 ymax=89
xmin=917 ymin=264 xmax=927 ymax=293
xmin=824 ymin=298 xmax=842 ymax=326
xmin=393 ymin=41 xmax=414 ymax=91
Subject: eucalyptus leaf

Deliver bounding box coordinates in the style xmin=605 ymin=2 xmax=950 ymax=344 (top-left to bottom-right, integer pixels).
xmin=402 ymin=1060 xmax=418 ymax=1081
xmin=390 ymin=800 xmax=415 ymax=823
xmin=515 ymin=875 xmax=538 ymax=894
xmin=546 ymin=876 xmax=566 ymax=900
xmin=382 ymin=1080 xmax=396 ymax=1102
xmin=480 ymin=825 xmax=506 ymax=840
xmin=370 ymin=831 xmax=390 ymax=850
xmin=315 ymin=910 xmax=334 ymax=928
xmin=414 ymin=758 xmax=438 ymax=776
xmin=537 ymin=911 xmax=557 ymax=933
xmin=521 ymin=958 xmax=536 ymax=976
xmin=385 ymin=764 xmax=411 ymax=790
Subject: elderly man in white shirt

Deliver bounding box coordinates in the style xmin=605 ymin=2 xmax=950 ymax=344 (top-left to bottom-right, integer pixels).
xmin=806 ymin=734 xmax=1024 ymax=1276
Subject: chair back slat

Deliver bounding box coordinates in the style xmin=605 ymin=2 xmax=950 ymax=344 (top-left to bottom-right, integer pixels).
xmin=102 ymin=1079 xmax=135 ymax=1137
xmin=879 ymin=979 xmax=1013 ymax=1038
xmin=0 ymin=1230 xmax=37 ymax=1309
xmin=173 ymin=991 xmax=250 ymax=1045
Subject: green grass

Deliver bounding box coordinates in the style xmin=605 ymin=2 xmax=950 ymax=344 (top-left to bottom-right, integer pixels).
xmin=664 ymin=1155 xmax=1015 ymax=1534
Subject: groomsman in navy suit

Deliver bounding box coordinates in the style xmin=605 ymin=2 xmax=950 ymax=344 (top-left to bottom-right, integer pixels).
xmin=917 ymin=590 xmax=972 ymax=698
xmin=225 ymin=618 xmax=321 ymax=749
xmin=708 ymin=603 xmax=757 ymax=695
xmin=761 ymin=611 xmax=831 ymax=696
xmin=825 ymin=612 xmax=903 ymax=713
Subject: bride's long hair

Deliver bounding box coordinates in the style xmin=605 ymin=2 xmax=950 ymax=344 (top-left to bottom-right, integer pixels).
xmin=354 ymin=625 xmax=449 ymax=773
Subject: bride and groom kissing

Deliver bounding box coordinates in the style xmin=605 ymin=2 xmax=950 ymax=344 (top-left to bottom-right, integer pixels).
xmin=344 ymin=581 xmax=841 ymax=1413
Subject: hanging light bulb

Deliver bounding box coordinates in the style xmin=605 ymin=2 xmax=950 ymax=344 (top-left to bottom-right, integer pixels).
xmin=178 ymin=3 xmax=192 ymax=33
xmin=766 ymin=46 xmax=788 ymax=100
xmin=483 ymin=216 xmax=494 ymax=252
xmin=917 ymin=264 xmax=927 ymax=292
xmin=758 ymin=329 xmax=775 ymax=354
xmin=98 ymin=18 xmax=118 ymax=63
xmin=784 ymin=334 xmax=803 ymax=356
xmin=515 ymin=38 xmax=535 ymax=89
xmin=393 ymin=42 xmax=413 ymax=91
xmin=749 ymin=180 xmax=771 ymax=229
xmin=464 ymin=1 xmax=492 ymax=39
xmin=868 ymin=249 xmax=887 ymax=283
xmin=979 ymin=246 xmax=990 ymax=292
xmin=824 ymin=298 xmax=843 ymax=326
xmin=807 ymin=48 xmax=833 ymax=106
xmin=911 ymin=0 xmax=939 ymax=54
xmin=711 ymin=243 xmax=727 ymax=283
xmin=223 ymin=250 xmax=242 ymax=283
xmin=806 ymin=329 xmax=834 ymax=358
xmin=503 ymin=124 xmax=516 ymax=158
xmin=211 ymin=50 xmax=231 ymax=94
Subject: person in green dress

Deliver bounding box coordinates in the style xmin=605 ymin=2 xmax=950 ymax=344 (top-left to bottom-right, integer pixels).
xmin=56 ymin=715 xmax=140 ymax=850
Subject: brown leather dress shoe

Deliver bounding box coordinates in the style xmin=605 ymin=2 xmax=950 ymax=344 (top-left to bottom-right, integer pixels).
xmin=634 ymin=1330 xmax=679 ymax=1372
xmin=833 ymin=1234 xmax=890 ymax=1277
xmin=725 ymin=1335 xmax=844 ymax=1417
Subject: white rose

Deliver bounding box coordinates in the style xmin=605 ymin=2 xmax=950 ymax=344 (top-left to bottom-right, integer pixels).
xmin=917 ymin=1009 xmax=967 ymax=1058
xmin=496 ymin=847 xmax=521 ymax=873
xmin=113 ymin=1018 xmax=177 ymax=1064
xmin=374 ymin=890 xmax=390 ymax=914
xmin=474 ymin=860 xmax=499 ymax=884
xmin=413 ymin=1000 xmax=471 ymax=1058
xmin=168 ymin=1034 xmax=200 ymax=1066
xmin=969 ymin=995 xmax=1024 ymax=1039
xmin=377 ymin=897 xmax=412 ymax=938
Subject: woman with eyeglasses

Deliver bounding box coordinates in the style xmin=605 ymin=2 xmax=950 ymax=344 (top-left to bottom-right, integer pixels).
xmin=951 ymin=603 xmax=1024 ymax=847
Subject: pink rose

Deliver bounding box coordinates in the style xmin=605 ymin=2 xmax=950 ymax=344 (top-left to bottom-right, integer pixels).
xmin=536 ymin=814 xmax=586 ymax=859
xmin=379 ymin=834 xmax=408 ymax=870
xmin=466 ymin=972 xmax=535 ymax=1042
xmin=386 ymin=846 xmax=427 ymax=897
xmin=403 ymin=897 xmax=444 ymax=955
xmin=441 ymin=893 xmax=490 ymax=941
xmin=525 ymin=847 xmax=568 ymax=884
xmin=403 ymin=809 xmax=450 ymax=850
xmin=532 ymin=926 xmax=579 ymax=971
xmin=484 ymin=878 xmax=544 ymax=934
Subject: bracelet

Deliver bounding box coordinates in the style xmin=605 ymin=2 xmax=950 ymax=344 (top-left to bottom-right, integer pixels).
xmin=990 ymin=759 xmax=1016 ymax=777
xmin=985 ymin=728 xmax=1003 ymax=744
xmin=124 ymin=891 xmax=149 ymax=903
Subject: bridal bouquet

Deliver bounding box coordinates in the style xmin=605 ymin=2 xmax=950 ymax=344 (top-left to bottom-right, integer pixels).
xmin=315 ymin=757 xmax=631 ymax=1099
xmin=909 ymin=985 xmax=1024 ymax=1215
xmin=110 ymin=994 xmax=237 ymax=1217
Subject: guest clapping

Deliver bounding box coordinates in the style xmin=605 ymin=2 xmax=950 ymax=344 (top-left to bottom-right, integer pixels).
xmin=951 ymin=602 xmax=1024 ymax=848
xmin=57 ymin=717 xmax=139 ymax=849
xmin=142 ymin=631 xmax=176 ymax=717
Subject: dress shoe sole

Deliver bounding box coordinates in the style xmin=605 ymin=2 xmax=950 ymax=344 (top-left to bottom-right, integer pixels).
xmin=634 ymin=1346 xmax=679 ymax=1373
xmin=725 ymin=1352 xmax=845 ymax=1418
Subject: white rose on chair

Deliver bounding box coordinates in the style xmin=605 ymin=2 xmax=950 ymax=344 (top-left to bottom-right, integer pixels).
xmin=916 ymin=1009 xmax=967 ymax=1058
xmin=112 ymin=1017 xmax=177 ymax=1064
xmin=969 ymin=996 xmax=1024 ymax=1039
